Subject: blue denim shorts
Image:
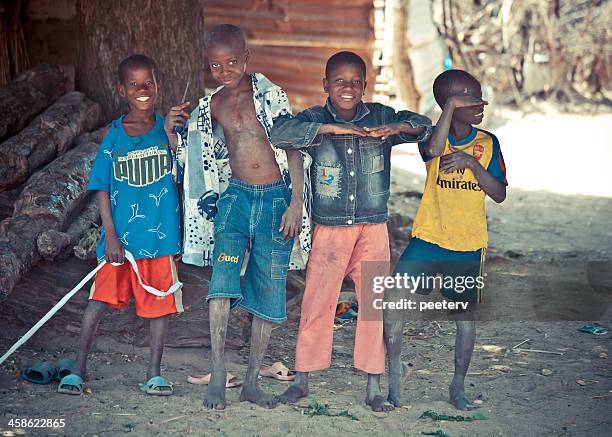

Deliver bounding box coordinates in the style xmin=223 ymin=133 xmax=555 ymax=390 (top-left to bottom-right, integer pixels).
xmin=207 ymin=178 xmax=294 ymax=323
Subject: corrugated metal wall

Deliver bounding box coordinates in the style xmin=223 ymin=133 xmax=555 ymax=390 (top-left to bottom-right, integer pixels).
xmin=204 ymin=0 xmax=376 ymax=111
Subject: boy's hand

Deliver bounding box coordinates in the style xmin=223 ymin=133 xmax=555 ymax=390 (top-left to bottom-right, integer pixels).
xmin=319 ymin=123 xmax=368 ymax=136
xmin=279 ymin=200 xmax=303 ymax=239
xmin=440 ymin=147 xmax=477 ymax=173
xmin=363 ymin=123 xmax=407 ymax=140
xmin=105 ymin=234 xmax=125 ymax=264
xmin=446 ymin=94 xmax=488 ymax=111
xmin=164 ymin=102 xmax=192 ymax=146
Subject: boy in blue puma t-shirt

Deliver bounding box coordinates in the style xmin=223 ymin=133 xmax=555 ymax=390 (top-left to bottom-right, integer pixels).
xmin=58 ymin=55 xmax=182 ymax=397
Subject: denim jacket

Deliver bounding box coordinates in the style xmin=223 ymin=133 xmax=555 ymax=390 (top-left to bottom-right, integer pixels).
xmin=174 ymin=73 xmax=312 ymax=268
xmin=270 ymin=100 xmax=431 ymax=226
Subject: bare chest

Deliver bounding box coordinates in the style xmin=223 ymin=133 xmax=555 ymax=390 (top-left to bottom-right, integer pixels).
xmin=211 ymin=93 xmax=265 ymax=137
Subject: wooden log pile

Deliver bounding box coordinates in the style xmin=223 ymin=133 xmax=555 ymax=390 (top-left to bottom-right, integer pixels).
xmin=0 ymin=64 xmax=69 ymax=141
xmin=0 ymin=137 xmax=102 ymax=300
xmin=36 ymin=198 xmax=100 ymax=261
xmin=434 ymin=0 xmax=611 ymax=106
xmin=0 ymin=91 xmax=101 ymax=192
xmin=0 ymin=66 xmax=105 ymax=301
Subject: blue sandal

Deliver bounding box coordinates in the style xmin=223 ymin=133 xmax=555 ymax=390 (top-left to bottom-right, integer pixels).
xmin=140 ymin=376 xmax=173 ymax=396
xmin=57 ymin=374 xmax=84 ymax=395
xmin=22 ymin=361 xmax=57 ymax=384
xmin=56 ymin=358 xmax=75 ymax=381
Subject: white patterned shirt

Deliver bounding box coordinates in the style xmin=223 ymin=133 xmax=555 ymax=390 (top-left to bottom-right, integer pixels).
xmin=175 ymin=73 xmax=312 ymax=269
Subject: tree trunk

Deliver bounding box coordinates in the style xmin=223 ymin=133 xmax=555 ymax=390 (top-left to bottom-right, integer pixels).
xmin=37 ymin=197 xmax=100 ymax=261
xmin=0 ymin=64 xmax=68 ymax=142
xmin=0 ymin=0 xmax=30 ymax=87
xmin=76 ymin=0 xmax=205 ymax=122
xmin=0 ymin=138 xmax=100 ymax=301
xmin=0 ymin=91 xmax=101 ymax=192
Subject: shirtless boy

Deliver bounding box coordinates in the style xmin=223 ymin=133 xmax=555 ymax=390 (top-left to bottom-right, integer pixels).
xmin=165 ymin=24 xmax=310 ymax=410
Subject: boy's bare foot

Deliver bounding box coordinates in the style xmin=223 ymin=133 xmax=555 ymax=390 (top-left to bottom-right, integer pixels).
xmin=449 ymin=382 xmax=478 ymax=410
xmin=204 ymin=368 xmax=226 ymax=410
xmin=365 ymin=394 xmax=395 ymax=412
xmin=278 ymin=384 xmax=309 ymax=404
xmin=239 ymin=384 xmax=278 ymax=409
xmin=366 ymin=373 xmax=394 ymax=412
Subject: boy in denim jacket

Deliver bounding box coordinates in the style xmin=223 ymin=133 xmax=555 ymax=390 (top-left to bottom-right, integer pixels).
xmin=270 ymin=51 xmax=431 ymax=411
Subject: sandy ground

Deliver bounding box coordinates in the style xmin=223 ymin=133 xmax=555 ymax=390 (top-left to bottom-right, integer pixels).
xmin=1 ymin=108 xmax=611 ymax=436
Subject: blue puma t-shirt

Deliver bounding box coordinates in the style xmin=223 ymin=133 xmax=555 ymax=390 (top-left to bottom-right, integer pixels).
xmin=87 ymin=114 xmax=181 ymax=262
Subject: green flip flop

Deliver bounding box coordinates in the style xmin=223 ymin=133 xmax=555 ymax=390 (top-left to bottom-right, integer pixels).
xmin=57 ymin=374 xmax=84 ymax=395
xmin=140 ymin=376 xmax=173 ymax=396
xmin=22 ymin=361 xmax=57 ymax=384
xmin=56 ymin=358 xmax=75 ymax=381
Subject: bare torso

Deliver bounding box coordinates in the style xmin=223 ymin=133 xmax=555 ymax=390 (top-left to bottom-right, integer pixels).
xmin=210 ymin=84 xmax=281 ymax=184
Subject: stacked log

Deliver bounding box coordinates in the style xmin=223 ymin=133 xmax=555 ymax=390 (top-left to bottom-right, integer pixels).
xmin=0 ymin=139 xmax=101 ymax=300
xmin=0 ymin=91 xmax=101 ymax=192
xmin=36 ymin=198 xmax=100 ymax=261
xmin=0 ymin=64 xmax=68 ymax=141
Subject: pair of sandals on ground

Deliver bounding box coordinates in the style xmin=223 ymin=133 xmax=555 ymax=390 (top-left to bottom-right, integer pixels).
xmin=22 ymin=360 xmax=294 ymax=395
xmin=22 ymin=359 xmax=173 ymax=396
xmin=187 ymin=361 xmax=295 ymax=388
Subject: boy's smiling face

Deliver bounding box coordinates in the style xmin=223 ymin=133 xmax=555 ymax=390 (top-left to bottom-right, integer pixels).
xmin=207 ymin=42 xmax=248 ymax=89
xmin=324 ymin=63 xmax=366 ymax=121
xmin=118 ymin=65 xmax=158 ymax=112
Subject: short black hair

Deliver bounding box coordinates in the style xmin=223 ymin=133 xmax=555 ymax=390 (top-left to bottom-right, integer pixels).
xmin=205 ymin=24 xmax=247 ymax=52
xmin=433 ymin=69 xmax=481 ymax=106
xmin=118 ymin=54 xmax=158 ymax=85
xmin=325 ymin=51 xmax=367 ymax=79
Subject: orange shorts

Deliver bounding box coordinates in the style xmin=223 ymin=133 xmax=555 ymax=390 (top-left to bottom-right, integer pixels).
xmin=89 ymin=255 xmax=183 ymax=318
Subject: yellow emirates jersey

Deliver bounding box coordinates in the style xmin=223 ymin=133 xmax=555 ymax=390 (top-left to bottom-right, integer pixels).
xmin=412 ymin=127 xmax=507 ymax=251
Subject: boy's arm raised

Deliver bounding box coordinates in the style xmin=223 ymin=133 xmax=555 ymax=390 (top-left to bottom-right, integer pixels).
xmin=424 ymin=95 xmax=487 ymax=157
xmin=96 ymin=190 xmax=125 ymax=263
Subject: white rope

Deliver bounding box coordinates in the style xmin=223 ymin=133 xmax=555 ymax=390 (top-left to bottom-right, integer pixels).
xmin=0 ymin=251 xmax=182 ymax=365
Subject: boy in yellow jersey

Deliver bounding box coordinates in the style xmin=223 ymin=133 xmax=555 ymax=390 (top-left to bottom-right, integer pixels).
xmin=384 ymin=69 xmax=507 ymax=410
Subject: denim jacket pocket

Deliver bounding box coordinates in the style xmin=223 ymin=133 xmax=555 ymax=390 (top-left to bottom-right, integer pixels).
xmin=214 ymin=193 xmax=237 ymax=233
xmin=360 ymin=139 xmax=390 ymax=196
xmin=360 ymin=139 xmax=385 ymax=174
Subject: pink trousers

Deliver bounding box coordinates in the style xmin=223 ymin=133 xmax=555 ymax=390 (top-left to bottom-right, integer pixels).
xmin=295 ymin=223 xmax=389 ymax=374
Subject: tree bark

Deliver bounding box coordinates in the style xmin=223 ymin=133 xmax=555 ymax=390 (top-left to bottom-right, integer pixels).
xmin=37 ymin=197 xmax=100 ymax=261
xmin=76 ymin=0 xmax=205 ymax=122
xmin=0 ymin=91 xmax=101 ymax=192
xmin=0 ymin=139 xmax=100 ymax=301
xmin=73 ymin=227 xmax=100 ymax=261
xmin=0 ymin=64 xmax=68 ymax=141
xmin=0 ymin=0 xmax=30 ymax=87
